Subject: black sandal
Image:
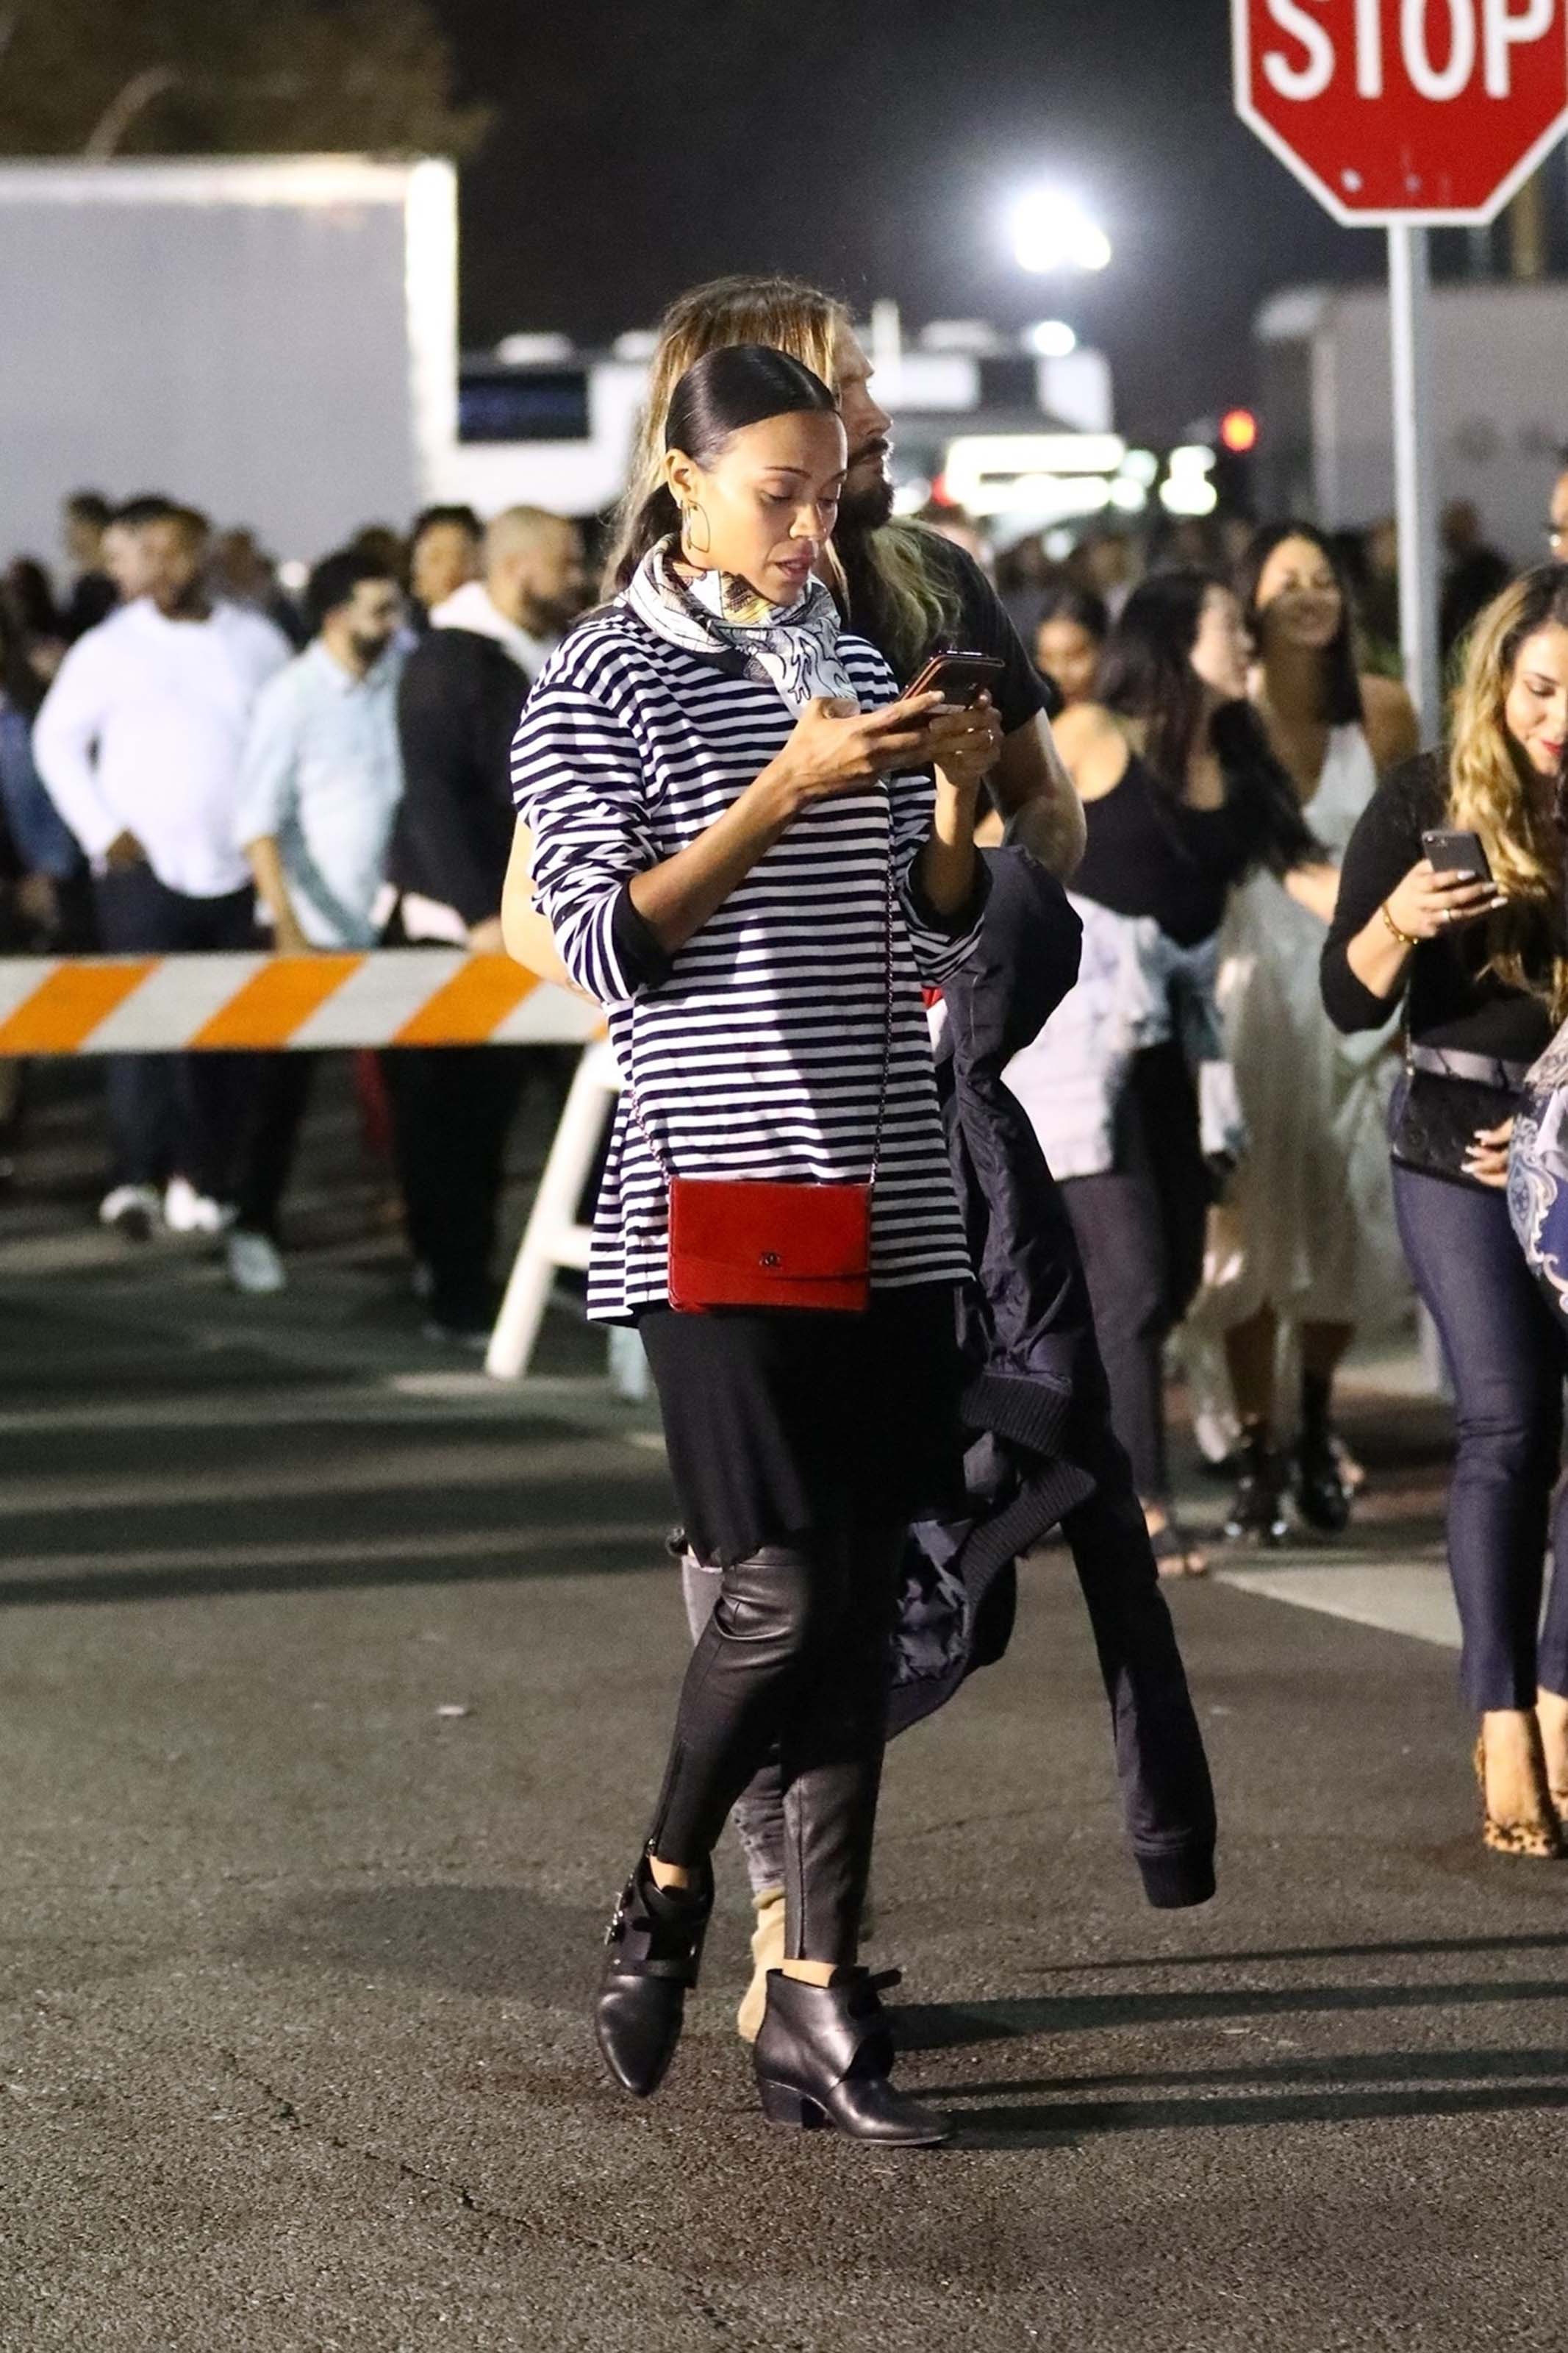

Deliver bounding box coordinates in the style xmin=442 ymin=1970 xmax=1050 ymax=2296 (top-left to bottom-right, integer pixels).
xmin=1149 ymin=1521 xmax=1209 ymax=1579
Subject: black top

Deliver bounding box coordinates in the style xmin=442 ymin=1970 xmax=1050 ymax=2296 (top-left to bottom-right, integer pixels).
xmin=62 ymin=571 xmax=117 ymax=644
xmin=1073 ymin=750 xmax=1253 ymax=949
xmin=391 ymin=627 xmax=533 ymax=924
xmin=851 ymin=530 xmax=1062 ymax=729
xmin=1321 ymin=750 xmax=1559 ymax=1062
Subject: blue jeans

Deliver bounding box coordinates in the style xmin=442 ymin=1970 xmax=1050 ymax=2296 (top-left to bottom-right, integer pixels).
xmin=1392 ymin=1157 xmax=1568 ymax=1709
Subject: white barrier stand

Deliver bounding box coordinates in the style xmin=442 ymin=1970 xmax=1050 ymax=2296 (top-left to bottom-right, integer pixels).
xmin=485 ymin=1038 xmax=623 ymax=1382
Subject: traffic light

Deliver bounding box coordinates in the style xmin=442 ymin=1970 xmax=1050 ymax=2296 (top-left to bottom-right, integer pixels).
xmin=1213 ymin=410 xmax=1260 ymax=513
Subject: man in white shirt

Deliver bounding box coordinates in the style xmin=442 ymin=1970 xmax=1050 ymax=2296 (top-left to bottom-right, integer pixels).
xmin=33 ymin=504 xmax=291 ymax=1238
xmin=225 ymin=547 xmax=405 ymax=1293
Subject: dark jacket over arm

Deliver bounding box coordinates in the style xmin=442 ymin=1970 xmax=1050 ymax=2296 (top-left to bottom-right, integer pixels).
xmin=891 ymin=846 xmax=1217 ymax=1910
xmin=392 ymin=630 xmax=531 ymax=926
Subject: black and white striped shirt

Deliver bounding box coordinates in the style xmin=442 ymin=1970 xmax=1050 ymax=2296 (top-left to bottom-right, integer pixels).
xmin=510 ymin=602 xmax=983 ymax=1321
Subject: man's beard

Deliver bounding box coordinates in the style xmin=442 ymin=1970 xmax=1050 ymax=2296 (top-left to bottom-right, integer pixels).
xmin=836 ymin=466 xmax=895 ymax=540
xmin=351 ymin=632 xmax=395 ymax=668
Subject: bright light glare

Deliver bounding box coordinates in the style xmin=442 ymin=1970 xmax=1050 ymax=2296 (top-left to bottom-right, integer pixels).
xmin=1109 ymin=476 xmax=1148 ymax=513
xmin=1123 ymin=449 xmax=1160 ymax=487
xmin=1168 ymin=445 xmax=1217 ymax=476
xmin=1011 ymin=190 xmax=1112 ymax=274
xmin=1026 ymin=318 xmax=1078 ymax=358
xmin=1160 ymin=476 xmax=1219 ymax=517
xmin=1221 ymin=407 xmax=1259 ymax=454
xmin=945 ymin=435 xmax=1126 ymax=504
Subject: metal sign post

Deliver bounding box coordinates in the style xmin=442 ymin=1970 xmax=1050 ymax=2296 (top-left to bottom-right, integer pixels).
xmin=1386 ymin=223 xmax=1442 ymax=746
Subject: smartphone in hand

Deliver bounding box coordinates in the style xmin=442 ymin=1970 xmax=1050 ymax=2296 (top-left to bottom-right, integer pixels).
xmin=1421 ymin=828 xmax=1493 ymax=883
xmin=904 ymin=649 xmax=1006 ymax=707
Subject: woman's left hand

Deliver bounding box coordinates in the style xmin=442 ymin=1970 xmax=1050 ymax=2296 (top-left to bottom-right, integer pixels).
xmin=926 ymin=693 xmax=1003 ymax=794
xmin=1464 ymin=1118 xmax=1515 ymax=1189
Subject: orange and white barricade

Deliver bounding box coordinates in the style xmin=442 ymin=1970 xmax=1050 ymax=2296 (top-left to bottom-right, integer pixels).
xmin=0 ymin=950 xmax=622 ymax=1385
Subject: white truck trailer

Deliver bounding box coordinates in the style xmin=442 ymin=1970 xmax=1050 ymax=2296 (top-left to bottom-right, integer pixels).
xmin=1256 ymin=276 xmax=1568 ymax=565
xmin=0 ymin=154 xmax=459 ymax=563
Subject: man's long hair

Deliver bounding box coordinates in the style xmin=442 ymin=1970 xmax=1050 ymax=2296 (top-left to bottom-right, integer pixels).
xmin=1447 ymin=563 xmax=1568 ymax=1019
xmin=604 ymin=274 xmax=962 ymax=672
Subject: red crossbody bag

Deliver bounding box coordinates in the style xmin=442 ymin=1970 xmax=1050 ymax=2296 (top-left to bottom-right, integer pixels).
xmin=626 ymin=849 xmax=894 ymax=1316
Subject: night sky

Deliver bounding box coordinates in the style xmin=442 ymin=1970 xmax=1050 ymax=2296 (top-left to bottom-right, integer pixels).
xmin=430 ymin=0 xmax=1386 ymax=442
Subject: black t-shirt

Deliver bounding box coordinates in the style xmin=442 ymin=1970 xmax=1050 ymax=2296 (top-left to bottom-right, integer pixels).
xmin=1074 ymin=751 xmax=1257 ymax=949
xmin=1321 ymin=750 xmax=1558 ymax=1062
xmin=856 ymin=529 xmax=1061 ymax=729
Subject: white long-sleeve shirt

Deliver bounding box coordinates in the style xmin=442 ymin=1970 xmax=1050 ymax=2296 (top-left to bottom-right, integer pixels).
xmin=33 ymin=599 xmax=292 ymax=899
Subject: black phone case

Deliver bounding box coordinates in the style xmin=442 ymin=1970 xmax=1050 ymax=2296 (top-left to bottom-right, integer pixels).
xmin=1421 ymin=829 xmax=1492 ymax=882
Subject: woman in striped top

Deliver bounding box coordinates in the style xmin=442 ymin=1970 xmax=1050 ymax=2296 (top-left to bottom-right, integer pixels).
xmin=509 ymin=346 xmax=996 ymax=2146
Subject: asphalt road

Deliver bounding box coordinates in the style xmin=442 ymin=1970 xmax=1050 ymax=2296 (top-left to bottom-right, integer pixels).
xmin=1 ymin=1065 xmax=1564 ymax=2352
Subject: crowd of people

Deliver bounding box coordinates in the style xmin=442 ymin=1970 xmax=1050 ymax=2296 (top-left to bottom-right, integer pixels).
xmin=0 ymin=487 xmax=587 ymax=1333
xmin=6 ymin=271 xmax=1568 ymax=2145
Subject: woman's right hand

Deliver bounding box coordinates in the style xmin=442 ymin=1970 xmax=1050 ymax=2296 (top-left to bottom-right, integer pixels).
xmin=764 ymin=692 xmax=947 ymax=812
xmin=1382 ymin=857 xmax=1506 ymax=941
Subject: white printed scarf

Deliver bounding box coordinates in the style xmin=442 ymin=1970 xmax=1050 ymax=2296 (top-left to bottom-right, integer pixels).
xmin=626 ymin=536 xmax=857 ymax=714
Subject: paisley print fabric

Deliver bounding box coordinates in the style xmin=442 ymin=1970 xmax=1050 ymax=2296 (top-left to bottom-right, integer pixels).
xmin=625 ymin=537 xmax=858 ymax=714
xmin=1510 ymin=1020 xmax=1568 ymax=1318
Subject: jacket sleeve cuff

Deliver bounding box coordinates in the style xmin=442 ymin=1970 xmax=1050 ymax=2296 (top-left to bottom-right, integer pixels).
xmin=609 ymin=882 xmax=673 ymax=993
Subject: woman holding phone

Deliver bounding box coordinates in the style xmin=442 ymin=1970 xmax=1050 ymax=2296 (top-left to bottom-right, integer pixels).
xmin=1322 ymin=565 xmax=1568 ymax=1856
xmin=511 ymin=346 xmax=997 ymax=2144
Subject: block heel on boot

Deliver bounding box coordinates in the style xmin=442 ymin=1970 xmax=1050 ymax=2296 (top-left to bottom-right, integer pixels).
xmin=757 ymin=2078 xmax=829 ymax=2129
xmin=753 ymin=1968 xmax=950 ymax=2148
xmin=594 ymin=1849 xmax=714 ymax=2097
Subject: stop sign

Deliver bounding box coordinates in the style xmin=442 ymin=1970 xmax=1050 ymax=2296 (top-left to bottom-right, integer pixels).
xmin=1234 ymin=0 xmax=1568 ymax=220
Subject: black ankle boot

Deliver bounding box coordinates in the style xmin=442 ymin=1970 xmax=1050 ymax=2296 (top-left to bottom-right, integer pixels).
xmin=594 ymin=1849 xmax=714 ymax=2098
xmin=1293 ymin=1427 xmax=1351 ymax=1534
xmin=1294 ymin=1372 xmax=1352 ymax=1533
xmin=1223 ymin=1426 xmax=1289 ymax=1546
xmin=753 ymin=1968 xmax=951 ymax=2147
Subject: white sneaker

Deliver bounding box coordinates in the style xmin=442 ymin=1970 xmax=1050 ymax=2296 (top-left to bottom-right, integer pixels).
xmin=164 ymin=1175 xmax=235 ymax=1236
xmin=226 ymin=1229 xmax=286 ymax=1295
xmin=99 ymin=1183 xmax=162 ymax=1240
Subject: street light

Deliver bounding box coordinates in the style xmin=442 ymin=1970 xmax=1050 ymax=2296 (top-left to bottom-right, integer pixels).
xmin=1010 ymin=189 xmax=1112 ymax=275
xmin=1025 ymin=318 xmax=1079 ymax=358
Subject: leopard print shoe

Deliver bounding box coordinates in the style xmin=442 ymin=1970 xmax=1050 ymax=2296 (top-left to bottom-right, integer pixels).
xmin=1474 ymin=1736 xmax=1566 ymax=1860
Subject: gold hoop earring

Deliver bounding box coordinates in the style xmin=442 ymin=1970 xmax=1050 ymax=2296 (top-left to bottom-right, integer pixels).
xmin=681 ymin=502 xmax=712 ymax=558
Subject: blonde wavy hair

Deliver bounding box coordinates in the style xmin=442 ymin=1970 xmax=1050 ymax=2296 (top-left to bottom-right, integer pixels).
xmin=1447 ymin=564 xmax=1568 ymax=1018
xmin=604 ymin=274 xmax=961 ymax=671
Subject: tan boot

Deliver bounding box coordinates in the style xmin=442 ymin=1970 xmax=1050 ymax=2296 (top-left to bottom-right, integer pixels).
xmin=737 ymin=1886 xmax=786 ymax=2044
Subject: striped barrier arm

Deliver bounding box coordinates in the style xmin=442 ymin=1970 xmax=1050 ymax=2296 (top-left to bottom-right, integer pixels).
xmin=0 ymin=952 xmax=601 ymax=1054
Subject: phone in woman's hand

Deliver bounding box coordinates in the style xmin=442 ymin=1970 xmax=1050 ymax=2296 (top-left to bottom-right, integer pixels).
xmin=903 ymin=650 xmax=1005 ymax=707
xmin=1421 ymin=828 xmax=1492 ymax=882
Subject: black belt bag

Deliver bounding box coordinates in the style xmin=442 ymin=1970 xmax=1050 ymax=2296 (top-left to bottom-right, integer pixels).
xmin=1389 ymin=1045 xmax=1528 ymax=1191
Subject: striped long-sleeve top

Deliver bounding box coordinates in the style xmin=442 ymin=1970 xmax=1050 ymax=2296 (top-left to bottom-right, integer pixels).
xmin=510 ymin=602 xmax=986 ymax=1322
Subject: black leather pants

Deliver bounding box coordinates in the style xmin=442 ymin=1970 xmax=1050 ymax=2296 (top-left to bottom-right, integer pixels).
xmin=648 ymin=1521 xmax=903 ymax=1966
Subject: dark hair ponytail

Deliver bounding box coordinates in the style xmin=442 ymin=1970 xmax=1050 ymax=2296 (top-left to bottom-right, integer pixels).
xmin=1098 ymin=568 xmax=1218 ymax=790
xmin=612 ymin=343 xmax=839 ymax=590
